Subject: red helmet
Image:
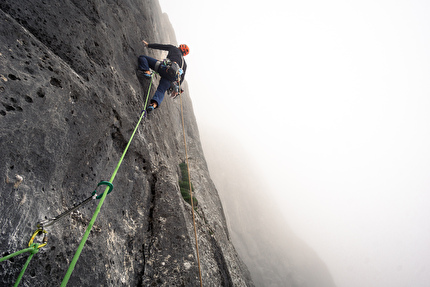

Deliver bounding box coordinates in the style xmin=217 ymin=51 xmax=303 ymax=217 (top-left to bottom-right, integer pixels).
xmin=179 ymin=44 xmax=189 ymax=56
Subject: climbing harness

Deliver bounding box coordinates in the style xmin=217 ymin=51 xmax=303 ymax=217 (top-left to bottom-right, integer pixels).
xmin=154 ymin=52 xmax=184 ymax=83
xmin=154 ymin=59 xmax=183 ymax=82
xmin=179 ymin=92 xmax=203 ymax=287
xmin=167 ymin=81 xmax=183 ymax=99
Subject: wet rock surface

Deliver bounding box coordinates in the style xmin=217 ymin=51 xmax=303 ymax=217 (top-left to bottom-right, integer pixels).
xmin=0 ymin=1 xmax=253 ymax=286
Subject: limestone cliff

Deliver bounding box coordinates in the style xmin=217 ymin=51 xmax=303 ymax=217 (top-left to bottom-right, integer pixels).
xmin=0 ymin=0 xmax=253 ymax=286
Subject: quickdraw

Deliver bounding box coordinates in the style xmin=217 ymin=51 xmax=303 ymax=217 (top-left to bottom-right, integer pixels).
xmin=37 ymin=181 xmax=114 ymax=229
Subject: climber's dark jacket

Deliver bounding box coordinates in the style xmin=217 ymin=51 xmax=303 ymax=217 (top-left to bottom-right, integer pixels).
xmin=148 ymin=43 xmax=187 ymax=84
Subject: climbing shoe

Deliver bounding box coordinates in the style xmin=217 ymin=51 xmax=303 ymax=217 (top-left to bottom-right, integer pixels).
xmin=143 ymin=70 xmax=153 ymax=78
xmin=137 ymin=69 xmax=153 ymax=78
xmin=146 ymin=105 xmax=155 ymax=113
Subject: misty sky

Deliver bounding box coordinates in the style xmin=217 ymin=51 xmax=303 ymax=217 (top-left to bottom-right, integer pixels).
xmin=158 ymin=1 xmax=430 ymax=286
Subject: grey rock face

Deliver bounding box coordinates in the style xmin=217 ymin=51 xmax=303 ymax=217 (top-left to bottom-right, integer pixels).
xmin=0 ymin=1 xmax=253 ymax=286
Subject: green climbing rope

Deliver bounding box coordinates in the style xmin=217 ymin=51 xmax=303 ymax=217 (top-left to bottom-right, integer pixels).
xmin=60 ymin=74 xmax=153 ymax=286
xmin=0 ymin=243 xmax=40 ymax=287
xmin=0 ymin=227 xmax=47 ymax=287
xmin=14 ymin=244 xmax=39 ymax=287
xmin=0 ymin=245 xmax=36 ymax=263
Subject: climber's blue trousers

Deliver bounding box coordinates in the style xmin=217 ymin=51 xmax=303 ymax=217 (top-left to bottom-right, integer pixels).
xmin=138 ymin=55 xmax=170 ymax=107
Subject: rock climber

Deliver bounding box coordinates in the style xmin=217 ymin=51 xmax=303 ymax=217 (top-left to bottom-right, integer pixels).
xmin=138 ymin=40 xmax=189 ymax=112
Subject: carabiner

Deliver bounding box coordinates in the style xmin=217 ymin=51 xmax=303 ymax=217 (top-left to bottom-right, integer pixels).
xmin=28 ymin=228 xmax=48 ymax=249
xmin=91 ymin=181 xmax=114 ymax=199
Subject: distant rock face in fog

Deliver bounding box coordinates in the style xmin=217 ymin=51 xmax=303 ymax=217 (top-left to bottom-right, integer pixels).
xmin=202 ymin=131 xmax=337 ymax=287
xmin=0 ymin=1 xmax=253 ymax=286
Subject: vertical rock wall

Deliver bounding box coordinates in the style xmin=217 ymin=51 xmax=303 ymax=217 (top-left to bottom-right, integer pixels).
xmin=0 ymin=0 xmax=253 ymax=286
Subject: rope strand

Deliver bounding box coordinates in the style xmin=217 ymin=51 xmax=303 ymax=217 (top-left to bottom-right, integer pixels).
xmin=61 ymin=75 xmax=154 ymax=286
xmin=0 ymin=243 xmax=40 ymax=286
xmin=179 ymin=92 xmax=203 ymax=287
xmin=2 ymin=76 xmax=203 ymax=286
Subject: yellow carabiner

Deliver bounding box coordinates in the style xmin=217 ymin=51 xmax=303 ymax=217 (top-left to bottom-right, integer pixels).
xmin=28 ymin=228 xmax=48 ymax=249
